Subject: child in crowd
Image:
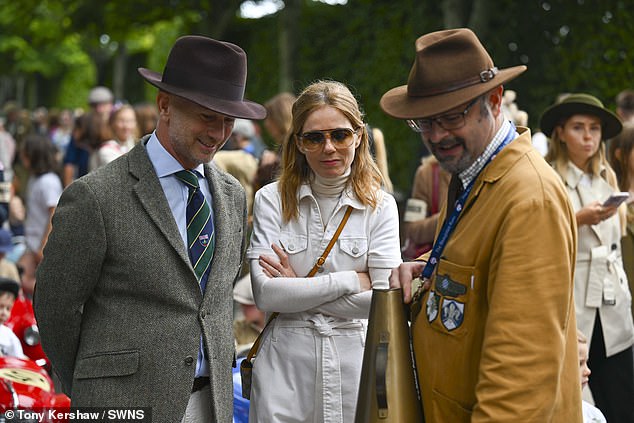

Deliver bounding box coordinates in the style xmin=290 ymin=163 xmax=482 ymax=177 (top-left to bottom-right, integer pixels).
xmin=578 ymin=329 xmax=607 ymax=423
xmin=0 ymin=277 xmax=24 ymax=358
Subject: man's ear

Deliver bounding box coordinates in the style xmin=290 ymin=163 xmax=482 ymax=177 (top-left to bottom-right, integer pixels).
xmin=487 ymin=86 xmax=504 ymax=117
xmin=157 ymin=92 xmax=170 ymax=118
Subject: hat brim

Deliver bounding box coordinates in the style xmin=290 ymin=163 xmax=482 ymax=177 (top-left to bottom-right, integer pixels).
xmin=539 ymin=102 xmax=622 ymax=139
xmin=380 ymin=66 xmax=526 ymax=119
xmin=138 ymin=68 xmax=267 ymax=120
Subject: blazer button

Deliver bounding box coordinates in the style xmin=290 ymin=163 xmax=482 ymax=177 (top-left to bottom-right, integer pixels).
xmin=184 ymin=356 xmax=194 ymax=366
xmin=201 ymin=310 xmax=207 ymax=318
xmin=611 ymin=243 xmax=617 ymax=251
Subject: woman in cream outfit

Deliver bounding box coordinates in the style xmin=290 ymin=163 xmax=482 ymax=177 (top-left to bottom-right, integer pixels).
xmin=247 ymin=81 xmax=401 ymax=422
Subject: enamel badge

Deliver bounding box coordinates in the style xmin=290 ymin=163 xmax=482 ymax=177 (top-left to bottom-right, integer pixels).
xmin=426 ymin=291 xmax=439 ymax=323
xmin=199 ymin=234 xmax=210 ymax=247
xmin=441 ymin=299 xmax=464 ymax=331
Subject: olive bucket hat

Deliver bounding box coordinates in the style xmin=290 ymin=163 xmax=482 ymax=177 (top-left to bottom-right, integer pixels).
xmin=539 ymin=93 xmax=622 ymax=139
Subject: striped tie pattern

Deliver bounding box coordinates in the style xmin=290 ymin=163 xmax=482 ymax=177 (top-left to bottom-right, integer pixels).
xmin=175 ymin=170 xmax=215 ymax=291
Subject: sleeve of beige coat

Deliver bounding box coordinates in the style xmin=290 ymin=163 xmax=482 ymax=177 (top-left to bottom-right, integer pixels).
xmin=471 ymin=195 xmax=577 ymax=421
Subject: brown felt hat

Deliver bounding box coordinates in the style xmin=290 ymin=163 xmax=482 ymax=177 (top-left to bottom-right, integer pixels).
xmin=380 ymin=28 xmax=526 ymax=119
xmin=138 ymin=35 xmax=266 ymax=120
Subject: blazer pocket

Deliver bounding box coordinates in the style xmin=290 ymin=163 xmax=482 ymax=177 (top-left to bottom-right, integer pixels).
xmin=74 ymin=350 xmax=140 ymax=379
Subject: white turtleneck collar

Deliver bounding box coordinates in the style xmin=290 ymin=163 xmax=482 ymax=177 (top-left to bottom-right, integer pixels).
xmin=310 ymin=168 xmax=351 ymax=197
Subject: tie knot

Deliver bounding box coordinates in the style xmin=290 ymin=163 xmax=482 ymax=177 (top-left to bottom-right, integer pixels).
xmin=175 ymin=170 xmax=200 ymax=190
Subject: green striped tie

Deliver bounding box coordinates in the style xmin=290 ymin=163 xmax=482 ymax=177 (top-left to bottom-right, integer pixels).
xmin=174 ymin=170 xmax=215 ymax=290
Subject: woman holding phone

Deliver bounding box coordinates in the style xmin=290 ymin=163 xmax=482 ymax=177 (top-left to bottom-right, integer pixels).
xmin=541 ymin=93 xmax=634 ymax=423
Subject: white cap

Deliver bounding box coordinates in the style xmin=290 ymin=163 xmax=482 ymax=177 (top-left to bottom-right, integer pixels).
xmin=233 ymin=274 xmax=255 ymax=305
xmin=88 ymin=86 xmax=114 ymax=104
xmin=231 ymin=118 xmax=255 ymax=139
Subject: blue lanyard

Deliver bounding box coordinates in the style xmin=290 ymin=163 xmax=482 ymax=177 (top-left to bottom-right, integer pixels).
xmin=421 ymin=123 xmax=517 ymax=280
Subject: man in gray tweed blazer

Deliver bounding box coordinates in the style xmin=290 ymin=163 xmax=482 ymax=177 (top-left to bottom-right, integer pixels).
xmin=34 ymin=36 xmax=266 ymax=422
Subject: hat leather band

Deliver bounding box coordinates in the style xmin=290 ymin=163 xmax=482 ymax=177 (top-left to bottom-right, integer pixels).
xmin=163 ymin=65 xmax=245 ymax=101
xmin=412 ymin=67 xmax=499 ymax=97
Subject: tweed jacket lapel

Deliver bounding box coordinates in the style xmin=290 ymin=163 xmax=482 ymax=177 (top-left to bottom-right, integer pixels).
xmin=202 ymin=163 xmax=243 ymax=300
xmin=128 ymin=141 xmax=193 ymax=275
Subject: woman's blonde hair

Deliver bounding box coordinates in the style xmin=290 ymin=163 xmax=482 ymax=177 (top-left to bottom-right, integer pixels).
xmin=278 ymin=80 xmax=383 ymax=222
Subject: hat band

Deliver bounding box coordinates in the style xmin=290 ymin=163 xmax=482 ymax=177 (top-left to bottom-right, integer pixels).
xmin=162 ymin=65 xmax=245 ymax=101
xmin=411 ymin=67 xmax=499 ymax=97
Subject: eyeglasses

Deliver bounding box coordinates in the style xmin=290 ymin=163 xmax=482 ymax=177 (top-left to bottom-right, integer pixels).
xmin=406 ymin=97 xmax=479 ymax=134
xmin=297 ymin=128 xmax=359 ymax=152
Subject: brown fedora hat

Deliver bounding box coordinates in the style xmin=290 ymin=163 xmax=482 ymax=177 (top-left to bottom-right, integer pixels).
xmin=138 ymin=35 xmax=266 ymax=120
xmin=380 ymin=28 xmax=526 ymax=119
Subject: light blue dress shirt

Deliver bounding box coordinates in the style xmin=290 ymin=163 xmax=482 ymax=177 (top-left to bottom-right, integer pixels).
xmin=145 ymin=133 xmax=211 ymax=378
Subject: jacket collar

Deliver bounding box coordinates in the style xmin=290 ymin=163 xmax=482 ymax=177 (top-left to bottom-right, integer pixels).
xmin=298 ymin=182 xmax=366 ymax=210
xmin=562 ymin=161 xmax=607 ymax=190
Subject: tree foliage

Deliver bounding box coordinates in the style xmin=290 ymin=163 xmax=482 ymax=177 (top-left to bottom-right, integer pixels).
xmin=1 ymin=0 xmax=633 ymax=194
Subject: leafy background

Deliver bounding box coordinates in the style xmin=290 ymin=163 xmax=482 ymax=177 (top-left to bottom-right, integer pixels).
xmin=1 ymin=0 xmax=633 ymax=196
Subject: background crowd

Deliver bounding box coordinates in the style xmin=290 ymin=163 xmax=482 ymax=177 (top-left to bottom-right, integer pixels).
xmin=0 ymin=33 xmax=632 ymax=422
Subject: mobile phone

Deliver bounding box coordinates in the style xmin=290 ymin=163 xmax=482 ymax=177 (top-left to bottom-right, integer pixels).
xmin=602 ymin=192 xmax=630 ymax=208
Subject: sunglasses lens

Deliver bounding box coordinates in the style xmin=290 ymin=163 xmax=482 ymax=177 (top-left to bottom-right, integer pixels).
xmin=302 ymin=132 xmax=326 ymax=144
xmin=331 ymin=129 xmax=353 ymax=143
xmin=299 ymin=128 xmax=356 ymax=151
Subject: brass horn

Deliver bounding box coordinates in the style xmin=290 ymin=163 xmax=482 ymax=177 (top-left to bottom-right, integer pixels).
xmin=355 ymin=288 xmax=424 ymax=422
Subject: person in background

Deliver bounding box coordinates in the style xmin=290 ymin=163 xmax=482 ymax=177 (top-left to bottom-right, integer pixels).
xmin=0 ymin=229 xmax=20 ymax=283
xmin=109 ymin=104 xmax=140 ymax=153
xmin=63 ymin=86 xmax=114 ymax=186
xmin=256 ymin=92 xmax=296 ymax=190
xmin=541 ymin=93 xmax=634 ymax=423
xmin=400 ymin=154 xmax=450 ymax=261
xmin=89 ymin=104 xmax=139 ymax=171
xmin=615 ymin=89 xmax=634 ymax=124
xmin=49 ymin=108 xmax=74 ymax=159
xmin=18 ymin=134 xmax=62 ymax=297
xmin=366 ymin=125 xmax=394 ymax=193
xmin=0 ymin=278 xmax=24 ymax=358
xmin=247 ymin=80 xmax=402 ymax=422
xmin=34 ymin=35 xmax=266 ymax=423
xmin=577 ymin=330 xmax=607 ymax=423
xmin=607 ymin=122 xmax=634 ymax=320
xmin=232 ymin=274 xmax=264 ymax=356
xmin=134 ymin=102 xmax=159 ymax=136
xmin=382 ymin=28 xmax=582 ymax=422
xmin=214 ymin=119 xmax=259 ymax=217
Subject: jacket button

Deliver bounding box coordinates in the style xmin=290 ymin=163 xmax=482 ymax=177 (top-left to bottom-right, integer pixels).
xmin=201 ymin=310 xmax=207 ymax=318
xmin=611 ymin=243 xmax=617 ymax=251
xmin=184 ymin=356 xmax=194 ymax=366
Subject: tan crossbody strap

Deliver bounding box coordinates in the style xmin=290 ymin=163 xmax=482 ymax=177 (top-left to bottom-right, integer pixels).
xmin=244 ymin=205 xmax=354 ymax=363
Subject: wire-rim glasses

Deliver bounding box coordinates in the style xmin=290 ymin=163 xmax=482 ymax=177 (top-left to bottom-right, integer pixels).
xmin=406 ymin=97 xmax=479 ymax=134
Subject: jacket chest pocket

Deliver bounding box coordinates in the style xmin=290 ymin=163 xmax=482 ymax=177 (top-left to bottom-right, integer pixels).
xmin=338 ymin=237 xmax=367 ymax=257
xmin=423 ymin=259 xmax=476 ymax=337
xmin=279 ymin=233 xmax=308 ymax=256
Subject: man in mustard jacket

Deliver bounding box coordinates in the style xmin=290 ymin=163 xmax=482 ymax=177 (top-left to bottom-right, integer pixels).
xmin=382 ymin=29 xmax=582 ymax=422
